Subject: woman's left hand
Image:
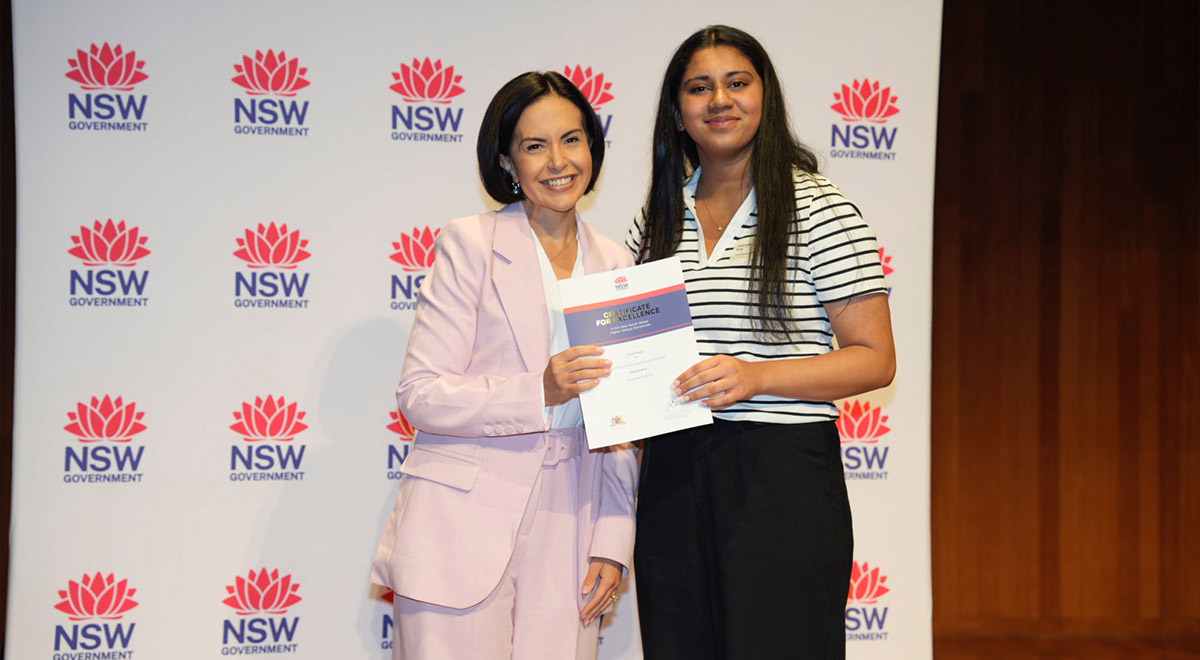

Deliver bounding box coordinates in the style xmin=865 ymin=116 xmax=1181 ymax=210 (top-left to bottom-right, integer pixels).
xmin=580 ymin=558 xmax=623 ymax=626
xmin=674 ymin=354 xmax=761 ymax=410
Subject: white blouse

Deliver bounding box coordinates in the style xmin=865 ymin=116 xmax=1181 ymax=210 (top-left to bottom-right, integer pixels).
xmin=533 ymin=224 xmax=585 ymax=429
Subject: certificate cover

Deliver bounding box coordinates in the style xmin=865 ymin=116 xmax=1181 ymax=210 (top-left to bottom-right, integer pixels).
xmin=559 ymin=257 xmax=713 ymax=448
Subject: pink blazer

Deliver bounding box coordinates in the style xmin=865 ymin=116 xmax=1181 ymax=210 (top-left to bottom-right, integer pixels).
xmin=371 ymin=203 xmax=638 ymax=609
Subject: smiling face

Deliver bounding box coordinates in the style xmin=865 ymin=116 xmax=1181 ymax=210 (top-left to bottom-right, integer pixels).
xmin=499 ymin=94 xmax=593 ymax=218
xmin=677 ymin=45 xmax=763 ymax=165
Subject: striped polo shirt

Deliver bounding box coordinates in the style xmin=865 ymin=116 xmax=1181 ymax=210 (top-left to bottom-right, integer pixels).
xmin=625 ymin=168 xmax=887 ymax=423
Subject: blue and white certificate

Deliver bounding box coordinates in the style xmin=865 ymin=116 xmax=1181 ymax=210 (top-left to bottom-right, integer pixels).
xmin=559 ymin=257 xmax=713 ymax=448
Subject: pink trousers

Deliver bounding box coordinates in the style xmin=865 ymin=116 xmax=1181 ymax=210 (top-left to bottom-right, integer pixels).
xmin=393 ymin=436 xmax=601 ymax=660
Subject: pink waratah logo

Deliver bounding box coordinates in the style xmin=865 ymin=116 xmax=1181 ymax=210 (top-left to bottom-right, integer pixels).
xmin=223 ymin=569 xmax=302 ymax=615
xmin=614 ymin=276 xmax=628 ymax=285
xmin=230 ymin=395 xmax=308 ymax=442
xmin=69 ymin=220 xmax=151 ymax=267
xmin=232 ymin=50 xmax=311 ymax=97
xmin=563 ymin=66 xmax=613 ymax=111
xmin=847 ymin=561 xmax=890 ymax=605
xmin=878 ymin=246 xmax=894 ymax=276
xmin=55 ymin=573 xmax=139 ymax=621
xmin=831 ymin=79 xmax=900 ymax=123
xmin=390 ymin=227 xmax=440 ymax=271
xmin=65 ymin=43 xmax=148 ymax=91
xmin=389 ymin=58 xmax=464 ymax=104
xmin=836 ymin=400 xmax=890 ymax=444
xmin=234 ymin=223 xmax=312 ymax=269
xmin=387 ymin=410 xmax=416 ymax=441
xmin=64 ymin=396 xmax=147 ymax=443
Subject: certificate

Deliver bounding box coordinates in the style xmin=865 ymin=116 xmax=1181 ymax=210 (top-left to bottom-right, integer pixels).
xmin=559 ymin=257 xmax=713 ymax=448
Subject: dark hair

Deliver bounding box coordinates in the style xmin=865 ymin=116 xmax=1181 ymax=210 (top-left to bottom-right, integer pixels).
xmin=640 ymin=25 xmax=820 ymax=338
xmin=477 ymin=71 xmax=606 ymax=204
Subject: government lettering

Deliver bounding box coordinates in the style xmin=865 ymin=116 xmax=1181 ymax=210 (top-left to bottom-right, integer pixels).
xmin=69 ymin=297 xmax=148 ymax=307
xmin=830 ymin=149 xmax=897 ymax=161
xmin=233 ymin=125 xmax=309 ymax=137
xmin=390 ymin=132 xmax=464 ymax=143
xmin=221 ymin=643 xmax=299 ymax=655
xmin=67 ymin=121 xmax=148 ymax=132
xmin=233 ymin=299 xmax=310 ymax=309
xmin=229 ymin=471 xmax=305 ymax=482
xmin=52 ymin=651 xmax=134 ymax=660
xmin=63 ymin=473 xmax=144 ymax=484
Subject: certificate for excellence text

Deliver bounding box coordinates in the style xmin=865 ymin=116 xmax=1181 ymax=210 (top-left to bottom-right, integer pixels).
xmin=559 ymin=257 xmax=713 ymax=448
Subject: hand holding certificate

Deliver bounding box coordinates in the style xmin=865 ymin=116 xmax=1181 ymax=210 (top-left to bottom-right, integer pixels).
xmin=558 ymin=257 xmax=713 ymax=448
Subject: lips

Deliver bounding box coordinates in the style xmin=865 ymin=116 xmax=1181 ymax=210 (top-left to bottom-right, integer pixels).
xmin=706 ymin=115 xmax=739 ymax=129
xmin=540 ymin=174 xmax=578 ymax=190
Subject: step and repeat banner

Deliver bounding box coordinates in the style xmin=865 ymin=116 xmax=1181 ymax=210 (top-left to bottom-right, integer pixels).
xmin=9 ymin=0 xmax=941 ymax=657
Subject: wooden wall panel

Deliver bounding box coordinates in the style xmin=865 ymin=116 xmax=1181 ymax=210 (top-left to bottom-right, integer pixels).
xmin=931 ymin=0 xmax=1199 ymax=636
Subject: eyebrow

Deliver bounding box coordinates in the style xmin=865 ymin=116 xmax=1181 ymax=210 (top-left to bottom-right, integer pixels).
xmin=683 ymin=71 xmax=753 ymax=85
xmin=517 ymin=128 xmax=584 ymax=144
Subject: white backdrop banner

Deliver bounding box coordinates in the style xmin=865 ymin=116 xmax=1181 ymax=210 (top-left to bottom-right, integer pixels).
xmin=8 ymin=1 xmax=940 ymax=658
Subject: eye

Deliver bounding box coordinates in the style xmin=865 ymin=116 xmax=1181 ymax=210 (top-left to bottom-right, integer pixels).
xmin=729 ymin=80 xmax=747 ymax=88
xmin=688 ymin=84 xmax=710 ymax=94
xmin=524 ymin=143 xmax=543 ymax=152
xmin=565 ymin=135 xmax=582 ymax=144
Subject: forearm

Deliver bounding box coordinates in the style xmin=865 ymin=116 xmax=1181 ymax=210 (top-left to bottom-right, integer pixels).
xmin=398 ymin=370 xmax=547 ymax=438
xmin=749 ymin=344 xmax=895 ymax=403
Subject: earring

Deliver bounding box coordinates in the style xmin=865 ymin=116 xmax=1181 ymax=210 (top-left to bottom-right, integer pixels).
xmin=511 ymin=180 xmax=521 ymax=194
xmin=674 ymin=111 xmax=684 ymax=131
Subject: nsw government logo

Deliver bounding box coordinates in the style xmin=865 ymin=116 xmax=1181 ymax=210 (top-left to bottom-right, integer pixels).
xmin=838 ymin=400 xmax=891 ymax=480
xmin=221 ymin=568 xmax=302 ymax=655
xmin=232 ymin=49 xmax=311 ymax=137
xmin=563 ymin=65 xmax=614 ymax=147
xmin=62 ymin=395 xmax=147 ymax=485
xmin=53 ymin=572 xmax=140 ymax=657
xmin=389 ymin=58 xmax=465 ymax=143
xmin=378 ymin=589 xmax=396 ymax=651
xmin=385 ymin=410 xmax=416 ymax=479
xmin=830 ymin=78 xmax=899 ymax=161
xmin=845 ymin=561 xmax=890 ymax=642
xmin=68 ymin=219 xmax=151 ymax=308
xmin=228 ymin=395 xmax=308 ymax=482
xmin=66 ymin=42 xmax=149 ymax=132
xmin=233 ymin=223 xmax=312 ymax=308
xmin=390 ymin=227 xmax=439 ymax=310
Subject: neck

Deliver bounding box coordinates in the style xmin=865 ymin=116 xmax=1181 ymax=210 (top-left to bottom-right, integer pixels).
xmin=523 ymin=200 xmax=576 ymax=242
xmin=695 ymin=147 xmax=753 ymax=201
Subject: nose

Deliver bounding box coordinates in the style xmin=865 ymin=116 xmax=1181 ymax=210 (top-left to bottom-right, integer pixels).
xmin=709 ymin=85 xmax=733 ymax=111
xmin=548 ymin=143 xmax=568 ymax=170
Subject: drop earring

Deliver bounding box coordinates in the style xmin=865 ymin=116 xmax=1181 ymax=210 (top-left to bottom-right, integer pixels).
xmin=511 ymin=180 xmax=521 ymax=195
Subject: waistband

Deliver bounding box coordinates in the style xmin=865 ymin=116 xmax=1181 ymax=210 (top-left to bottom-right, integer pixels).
xmin=543 ymin=427 xmax=584 ymax=466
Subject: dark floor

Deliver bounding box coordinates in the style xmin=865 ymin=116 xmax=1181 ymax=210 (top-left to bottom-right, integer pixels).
xmin=934 ymin=636 xmax=1200 ymax=659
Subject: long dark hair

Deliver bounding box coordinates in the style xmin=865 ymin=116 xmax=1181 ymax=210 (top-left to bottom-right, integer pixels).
xmin=640 ymin=25 xmax=820 ymax=338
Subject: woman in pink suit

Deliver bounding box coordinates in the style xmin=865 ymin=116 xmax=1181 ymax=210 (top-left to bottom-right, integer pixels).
xmin=371 ymin=71 xmax=638 ymax=660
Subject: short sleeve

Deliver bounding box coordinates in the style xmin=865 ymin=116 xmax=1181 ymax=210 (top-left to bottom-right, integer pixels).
xmin=798 ymin=175 xmax=888 ymax=304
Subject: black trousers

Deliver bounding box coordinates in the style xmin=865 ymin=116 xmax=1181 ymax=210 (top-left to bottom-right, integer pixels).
xmin=634 ymin=420 xmax=852 ymax=660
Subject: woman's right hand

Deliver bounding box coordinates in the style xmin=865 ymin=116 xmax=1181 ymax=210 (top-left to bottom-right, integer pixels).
xmin=543 ymin=346 xmax=611 ymax=407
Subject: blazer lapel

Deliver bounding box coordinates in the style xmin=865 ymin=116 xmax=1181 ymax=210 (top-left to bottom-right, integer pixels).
xmin=491 ymin=203 xmax=551 ymax=372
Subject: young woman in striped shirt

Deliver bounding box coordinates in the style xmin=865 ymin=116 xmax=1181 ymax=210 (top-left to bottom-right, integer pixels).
xmin=627 ymin=25 xmax=896 ymax=660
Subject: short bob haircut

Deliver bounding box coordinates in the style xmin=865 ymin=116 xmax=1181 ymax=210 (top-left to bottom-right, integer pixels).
xmin=477 ymin=71 xmax=606 ymax=204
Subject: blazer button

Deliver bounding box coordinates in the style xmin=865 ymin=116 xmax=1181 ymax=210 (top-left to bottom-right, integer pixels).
xmin=503 ymin=426 xmax=515 ymax=434
xmin=483 ymin=425 xmax=493 ymax=435
xmin=514 ymin=424 xmax=524 ymax=433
